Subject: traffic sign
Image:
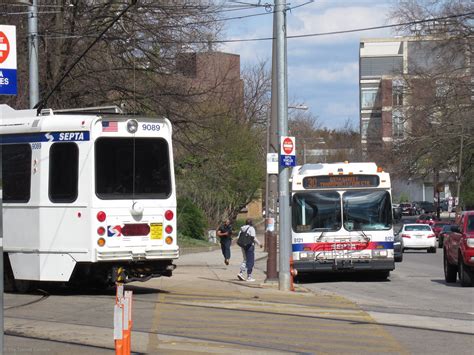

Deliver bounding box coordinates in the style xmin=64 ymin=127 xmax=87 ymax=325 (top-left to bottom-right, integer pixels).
xmin=0 ymin=25 xmax=17 ymax=95
xmin=281 ymin=136 xmax=295 ymax=155
xmin=280 ymin=154 xmax=296 ymax=167
xmin=0 ymin=31 xmax=10 ymax=64
xmin=280 ymin=136 xmax=296 ymax=167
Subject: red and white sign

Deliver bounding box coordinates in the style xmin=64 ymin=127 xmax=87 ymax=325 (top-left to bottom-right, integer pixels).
xmin=0 ymin=26 xmax=15 ymax=68
xmin=281 ymin=136 xmax=295 ymax=155
xmin=0 ymin=31 xmax=10 ymax=64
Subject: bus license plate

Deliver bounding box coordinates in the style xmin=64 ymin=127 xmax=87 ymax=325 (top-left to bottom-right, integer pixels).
xmin=150 ymin=223 xmax=163 ymax=240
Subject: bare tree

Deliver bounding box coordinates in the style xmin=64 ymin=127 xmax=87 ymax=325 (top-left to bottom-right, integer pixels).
xmin=388 ymin=0 xmax=473 ymax=204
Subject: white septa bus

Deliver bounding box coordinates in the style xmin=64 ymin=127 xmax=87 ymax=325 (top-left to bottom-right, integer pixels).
xmin=0 ymin=104 xmax=178 ymax=290
xmin=291 ymin=162 xmax=395 ymax=279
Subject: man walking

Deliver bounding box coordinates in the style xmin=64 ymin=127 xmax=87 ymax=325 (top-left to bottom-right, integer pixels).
xmin=237 ymin=218 xmax=262 ymax=282
xmin=217 ymin=219 xmax=233 ymax=265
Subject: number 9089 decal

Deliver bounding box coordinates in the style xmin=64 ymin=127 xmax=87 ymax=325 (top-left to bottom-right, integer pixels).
xmin=141 ymin=123 xmax=161 ymax=132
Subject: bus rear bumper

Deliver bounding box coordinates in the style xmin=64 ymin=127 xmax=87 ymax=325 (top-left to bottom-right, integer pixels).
xmin=294 ymin=259 xmax=394 ymax=273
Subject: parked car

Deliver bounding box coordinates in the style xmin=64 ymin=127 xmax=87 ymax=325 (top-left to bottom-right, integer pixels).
xmin=443 ymin=211 xmax=474 ymax=287
xmin=400 ymin=203 xmax=414 ymax=216
xmin=400 ymin=224 xmax=437 ymax=253
xmin=394 ymin=232 xmax=403 ymax=262
xmin=432 ymin=221 xmax=452 ymax=238
xmin=438 ymin=224 xmax=452 ymax=248
xmin=416 ymin=214 xmax=440 ymax=226
xmin=417 ymin=201 xmax=436 ymax=214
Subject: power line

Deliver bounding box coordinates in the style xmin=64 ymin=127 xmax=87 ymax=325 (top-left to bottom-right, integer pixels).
xmin=182 ymin=11 xmax=474 ymax=44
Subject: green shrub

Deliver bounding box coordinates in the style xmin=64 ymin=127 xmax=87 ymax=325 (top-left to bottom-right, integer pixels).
xmin=177 ymin=197 xmax=207 ymax=240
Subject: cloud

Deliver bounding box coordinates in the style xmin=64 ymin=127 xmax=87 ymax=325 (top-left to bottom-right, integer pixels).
xmin=289 ymin=62 xmax=359 ymax=84
xmin=288 ymin=4 xmax=393 ymax=44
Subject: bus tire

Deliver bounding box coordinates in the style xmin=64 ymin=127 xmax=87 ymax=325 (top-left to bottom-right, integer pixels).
xmin=14 ymin=280 xmax=33 ymax=293
xmin=3 ymin=254 xmax=16 ymax=292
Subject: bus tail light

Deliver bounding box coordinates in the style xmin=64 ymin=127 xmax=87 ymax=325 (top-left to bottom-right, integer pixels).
xmin=165 ymin=210 xmax=174 ymax=221
xmin=97 ymin=211 xmax=106 ymax=222
xmin=165 ymin=225 xmax=173 ymax=234
xmin=165 ymin=236 xmax=173 ymax=245
xmin=97 ymin=238 xmax=106 ymax=247
xmin=401 ymin=234 xmax=411 ymax=238
xmin=97 ymin=226 xmax=106 ymax=236
xmin=427 ymin=234 xmax=435 ymax=238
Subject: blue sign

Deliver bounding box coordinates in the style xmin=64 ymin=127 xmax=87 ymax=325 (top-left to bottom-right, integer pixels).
xmin=1 ymin=131 xmax=90 ymax=144
xmin=0 ymin=69 xmax=16 ymax=95
xmin=280 ymin=155 xmax=296 ymax=167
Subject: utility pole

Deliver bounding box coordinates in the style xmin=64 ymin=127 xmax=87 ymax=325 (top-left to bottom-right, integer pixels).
xmin=456 ymin=124 xmax=464 ymax=211
xmin=275 ymin=0 xmax=290 ymax=291
xmin=28 ymin=0 xmax=39 ymax=108
xmin=265 ymin=7 xmax=279 ymax=283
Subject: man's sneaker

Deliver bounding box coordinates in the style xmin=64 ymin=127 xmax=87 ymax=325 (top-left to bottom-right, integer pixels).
xmin=225 ymin=259 xmax=229 ymax=265
xmin=246 ymin=276 xmax=256 ymax=282
xmin=237 ymin=273 xmax=245 ymax=281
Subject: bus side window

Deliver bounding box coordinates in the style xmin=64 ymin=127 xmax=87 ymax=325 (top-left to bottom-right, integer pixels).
xmin=2 ymin=144 xmax=32 ymax=203
xmin=49 ymin=142 xmax=79 ymax=203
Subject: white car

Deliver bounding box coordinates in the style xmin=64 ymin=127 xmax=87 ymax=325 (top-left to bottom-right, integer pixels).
xmin=400 ymin=224 xmax=437 ymax=253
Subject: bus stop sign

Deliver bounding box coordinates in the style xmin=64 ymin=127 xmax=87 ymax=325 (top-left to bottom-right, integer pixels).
xmin=280 ymin=136 xmax=296 ymax=167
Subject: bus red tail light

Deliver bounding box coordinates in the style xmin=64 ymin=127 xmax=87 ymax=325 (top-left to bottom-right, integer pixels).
xmin=97 ymin=211 xmax=106 ymax=222
xmin=122 ymin=223 xmax=150 ymax=236
xmin=427 ymin=234 xmax=435 ymax=238
xmin=165 ymin=210 xmax=174 ymax=221
xmin=401 ymin=234 xmax=411 ymax=238
xmin=97 ymin=226 xmax=106 ymax=236
xmin=165 ymin=225 xmax=173 ymax=234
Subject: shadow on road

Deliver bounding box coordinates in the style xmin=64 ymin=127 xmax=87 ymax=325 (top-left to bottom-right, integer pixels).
xmin=295 ymin=272 xmax=392 ymax=284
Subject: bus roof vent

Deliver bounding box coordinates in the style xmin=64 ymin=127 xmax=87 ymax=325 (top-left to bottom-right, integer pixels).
xmin=40 ymin=108 xmax=54 ymax=116
xmin=52 ymin=105 xmax=124 ymax=115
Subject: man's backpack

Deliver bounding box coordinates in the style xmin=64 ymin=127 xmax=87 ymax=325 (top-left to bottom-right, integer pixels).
xmin=237 ymin=227 xmax=253 ymax=248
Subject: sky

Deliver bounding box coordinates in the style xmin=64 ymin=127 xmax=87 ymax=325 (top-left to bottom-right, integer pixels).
xmin=219 ymin=0 xmax=397 ymax=129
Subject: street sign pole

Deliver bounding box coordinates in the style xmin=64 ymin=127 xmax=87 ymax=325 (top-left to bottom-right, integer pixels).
xmin=276 ymin=0 xmax=290 ymax=291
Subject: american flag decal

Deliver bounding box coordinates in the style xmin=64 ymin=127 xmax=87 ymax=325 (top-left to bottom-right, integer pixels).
xmin=102 ymin=121 xmax=118 ymax=132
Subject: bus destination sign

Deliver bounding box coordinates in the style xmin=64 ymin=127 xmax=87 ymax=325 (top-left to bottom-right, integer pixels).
xmin=303 ymin=175 xmax=380 ymax=189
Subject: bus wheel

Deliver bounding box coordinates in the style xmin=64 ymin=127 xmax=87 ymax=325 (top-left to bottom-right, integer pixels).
xmin=3 ymin=254 xmax=16 ymax=292
xmin=376 ymin=271 xmax=390 ymax=280
xmin=14 ymin=280 xmax=33 ymax=293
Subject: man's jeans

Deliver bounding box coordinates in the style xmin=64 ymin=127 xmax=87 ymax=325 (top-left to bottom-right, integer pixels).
xmin=220 ymin=236 xmax=231 ymax=260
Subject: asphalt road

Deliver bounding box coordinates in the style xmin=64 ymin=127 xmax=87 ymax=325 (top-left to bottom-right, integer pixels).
xmin=287 ymin=216 xmax=474 ymax=355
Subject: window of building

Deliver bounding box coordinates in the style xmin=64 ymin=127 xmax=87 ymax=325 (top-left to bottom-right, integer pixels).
xmin=49 ymin=143 xmax=79 ymax=203
xmin=392 ymin=80 xmax=404 ymax=106
xmin=361 ymin=120 xmax=369 ymax=139
xmin=392 ymin=110 xmax=404 ymax=139
xmin=2 ymin=144 xmax=32 ymax=203
xmin=361 ymin=89 xmax=379 ymax=109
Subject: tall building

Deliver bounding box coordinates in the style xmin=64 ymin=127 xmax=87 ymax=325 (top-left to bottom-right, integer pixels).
xmin=359 ymin=36 xmax=469 ymax=202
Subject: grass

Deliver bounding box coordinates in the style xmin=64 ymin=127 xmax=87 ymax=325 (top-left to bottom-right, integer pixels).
xmin=178 ymin=234 xmax=216 ymax=248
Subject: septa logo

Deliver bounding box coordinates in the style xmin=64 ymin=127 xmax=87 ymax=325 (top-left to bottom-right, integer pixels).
xmin=107 ymin=225 xmax=122 ymax=237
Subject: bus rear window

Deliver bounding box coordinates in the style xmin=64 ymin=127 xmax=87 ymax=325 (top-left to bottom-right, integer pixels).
xmin=95 ymin=138 xmax=171 ymax=199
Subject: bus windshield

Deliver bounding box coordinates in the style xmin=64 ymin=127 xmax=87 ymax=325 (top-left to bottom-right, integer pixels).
xmin=342 ymin=190 xmax=392 ymax=231
xmin=292 ymin=191 xmax=341 ymax=232
xmin=95 ymin=137 xmax=172 ymax=199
